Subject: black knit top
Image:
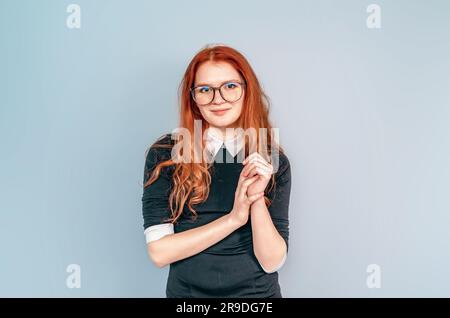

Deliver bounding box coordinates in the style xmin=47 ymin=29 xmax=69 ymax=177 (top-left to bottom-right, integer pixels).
xmin=142 ymin=133 xmax=291 ymax=298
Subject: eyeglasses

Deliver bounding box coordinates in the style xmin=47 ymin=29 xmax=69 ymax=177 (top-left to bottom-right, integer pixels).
xmin=190 ymin=81 xmax=246 ymax=106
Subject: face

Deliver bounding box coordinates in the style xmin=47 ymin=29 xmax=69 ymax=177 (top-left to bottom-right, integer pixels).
xmin=193 ymin=61 xmax=245 ymax=132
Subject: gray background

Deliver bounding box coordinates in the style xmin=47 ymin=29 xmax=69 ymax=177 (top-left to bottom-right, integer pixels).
xmin=1 ymin=0 xmax=449 ymax=297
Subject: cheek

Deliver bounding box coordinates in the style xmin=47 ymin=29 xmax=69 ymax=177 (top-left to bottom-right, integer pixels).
xmin=198 ymin=107 xmax=210 ymax=120
xmin=197 ymin=107 xmax=217 ymax=125
xmin=231 ymin=102 xmax=243 ymax=118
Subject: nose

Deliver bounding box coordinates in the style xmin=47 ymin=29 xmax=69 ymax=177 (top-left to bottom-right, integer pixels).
xmin=211 ymin=88 xmax=225 ymax=105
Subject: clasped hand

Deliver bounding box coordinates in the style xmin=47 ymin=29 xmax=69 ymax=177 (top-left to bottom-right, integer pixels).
xmin=230 ymin=152 xmax=274 ymax=226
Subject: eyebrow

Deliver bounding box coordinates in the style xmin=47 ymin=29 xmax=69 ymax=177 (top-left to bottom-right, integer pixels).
xmin=194 ymin=79 xmax=242 ymax=87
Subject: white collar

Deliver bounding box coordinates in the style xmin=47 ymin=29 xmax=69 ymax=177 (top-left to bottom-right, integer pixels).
xmin=205 ymin=127 xmax=244 ymax=158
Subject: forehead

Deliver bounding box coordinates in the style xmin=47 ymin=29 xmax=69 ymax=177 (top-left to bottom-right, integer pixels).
xmin=194 ymin=61 xmax=242 ymax=86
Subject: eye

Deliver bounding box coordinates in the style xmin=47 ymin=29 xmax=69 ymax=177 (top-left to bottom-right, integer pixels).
xmin=198 ymin=86 xmax=211 ymax=94
xmin=224 ymin=82 xmax=238 ymax=89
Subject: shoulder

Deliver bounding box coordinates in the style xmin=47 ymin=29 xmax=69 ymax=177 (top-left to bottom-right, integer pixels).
xmin=278 ymin=150 xmax=290 ymax=169
xmin=144 ymin=133 xmax=175 ymax=167
xmin=271 ymin=148 xmax=291 ymax=185
xmin=272 ymin=148 xmax=290 ymax=174
xmin=148 ymin=132 xmax=175 ymax=149
xmin=154 ymin=133 xmax=176 ymax=146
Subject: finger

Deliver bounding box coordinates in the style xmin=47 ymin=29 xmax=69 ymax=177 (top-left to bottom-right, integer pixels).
xmin=247 ymin=152 xmax=272 ymax=168
xmin=242 ymin=162 xmax=257 ymax=177
xmin=239 ymin=163 xmax=256 ymax=181
xmin=248 ymin=156 xmax=271 ymax=169
xmin=243 ymin=152 xmax=271 ymax=165
xmin=240 ymin=175 xmax=259 ymax=195
xmin=237 ymin=173 xmax=257 ymax=193
xmin=243 ymin=152 xmax=260 ymax=165
xmin=247 ymin=169 xmax=271 ymax=181
xmin=240 ymin=160 xmax=254 ymax=174
xmin=253 ymin=159 xmax=273 ymax=174
xmin=247 ymin=163 xmax=272 ymax=177
xmin=242 ymin=175 xmax=259 ymax=188
xmin=255 ymin=167 xmax=272 ymax=179
xmin=238 ymin=169 xmax=246 ymax=183
xmin=241 ymin=161 xmax=259 ymax=177
xmin=247 ymin=166 xmax=270 ymax=178
xmin=257 ymin=165 xmax=273 ymax=176
xmin=246 ymin=166 xmax=258 ymax=178
xmin=246 ymin=192 xmax=264 ymax=204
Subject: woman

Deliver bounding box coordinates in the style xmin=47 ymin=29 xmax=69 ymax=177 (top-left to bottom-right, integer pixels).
xmin=142 ymin=44 xmax=291 ymax=298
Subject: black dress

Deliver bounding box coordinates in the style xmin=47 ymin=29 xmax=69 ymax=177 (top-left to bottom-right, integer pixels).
xmin=142 ymin=133 xmax=291 ymax=298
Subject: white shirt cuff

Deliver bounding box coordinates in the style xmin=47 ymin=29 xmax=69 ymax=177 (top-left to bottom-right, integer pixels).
xmin=144 ymin=223 xmax=174 ymax=243
xmin=259 ymin=251 xmax=287 ymax=273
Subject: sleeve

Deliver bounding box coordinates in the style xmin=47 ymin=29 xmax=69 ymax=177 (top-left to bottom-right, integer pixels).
xmin=142 ymin=144 xmax=174 ymax=243
xmin=267 ymin=152 xmax=291 ymax=254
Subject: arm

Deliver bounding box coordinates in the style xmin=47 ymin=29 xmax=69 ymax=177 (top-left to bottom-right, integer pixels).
xmin=242 ymin=152 xmax=291 ymax=273
xmin=146 ymin=173 xmax=264 ymax=268
xmin=147 ymin=213 xmax=240 ymax=268
xmin=250 ymin=198 xmax=287 ymax=272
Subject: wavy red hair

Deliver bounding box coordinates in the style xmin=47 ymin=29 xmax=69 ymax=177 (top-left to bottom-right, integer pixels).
xmin=144 ymin=44 xmax=282 ymax=223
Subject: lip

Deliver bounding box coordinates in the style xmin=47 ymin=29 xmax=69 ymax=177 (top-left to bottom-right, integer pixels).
xmin=210 ymin=108 xmax=231 ymax=116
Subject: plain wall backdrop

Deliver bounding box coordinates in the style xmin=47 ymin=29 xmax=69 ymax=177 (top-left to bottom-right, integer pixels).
xmin=1 ymin=0 xmax=449 ymax=297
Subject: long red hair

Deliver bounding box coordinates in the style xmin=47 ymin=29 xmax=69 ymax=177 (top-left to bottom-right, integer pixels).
xmin=144 ymin=44 xmax=282 ymax=223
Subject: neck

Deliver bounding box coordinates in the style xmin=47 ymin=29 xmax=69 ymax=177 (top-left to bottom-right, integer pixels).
xmin=208 ymin=125 xmax=238 ymax=141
